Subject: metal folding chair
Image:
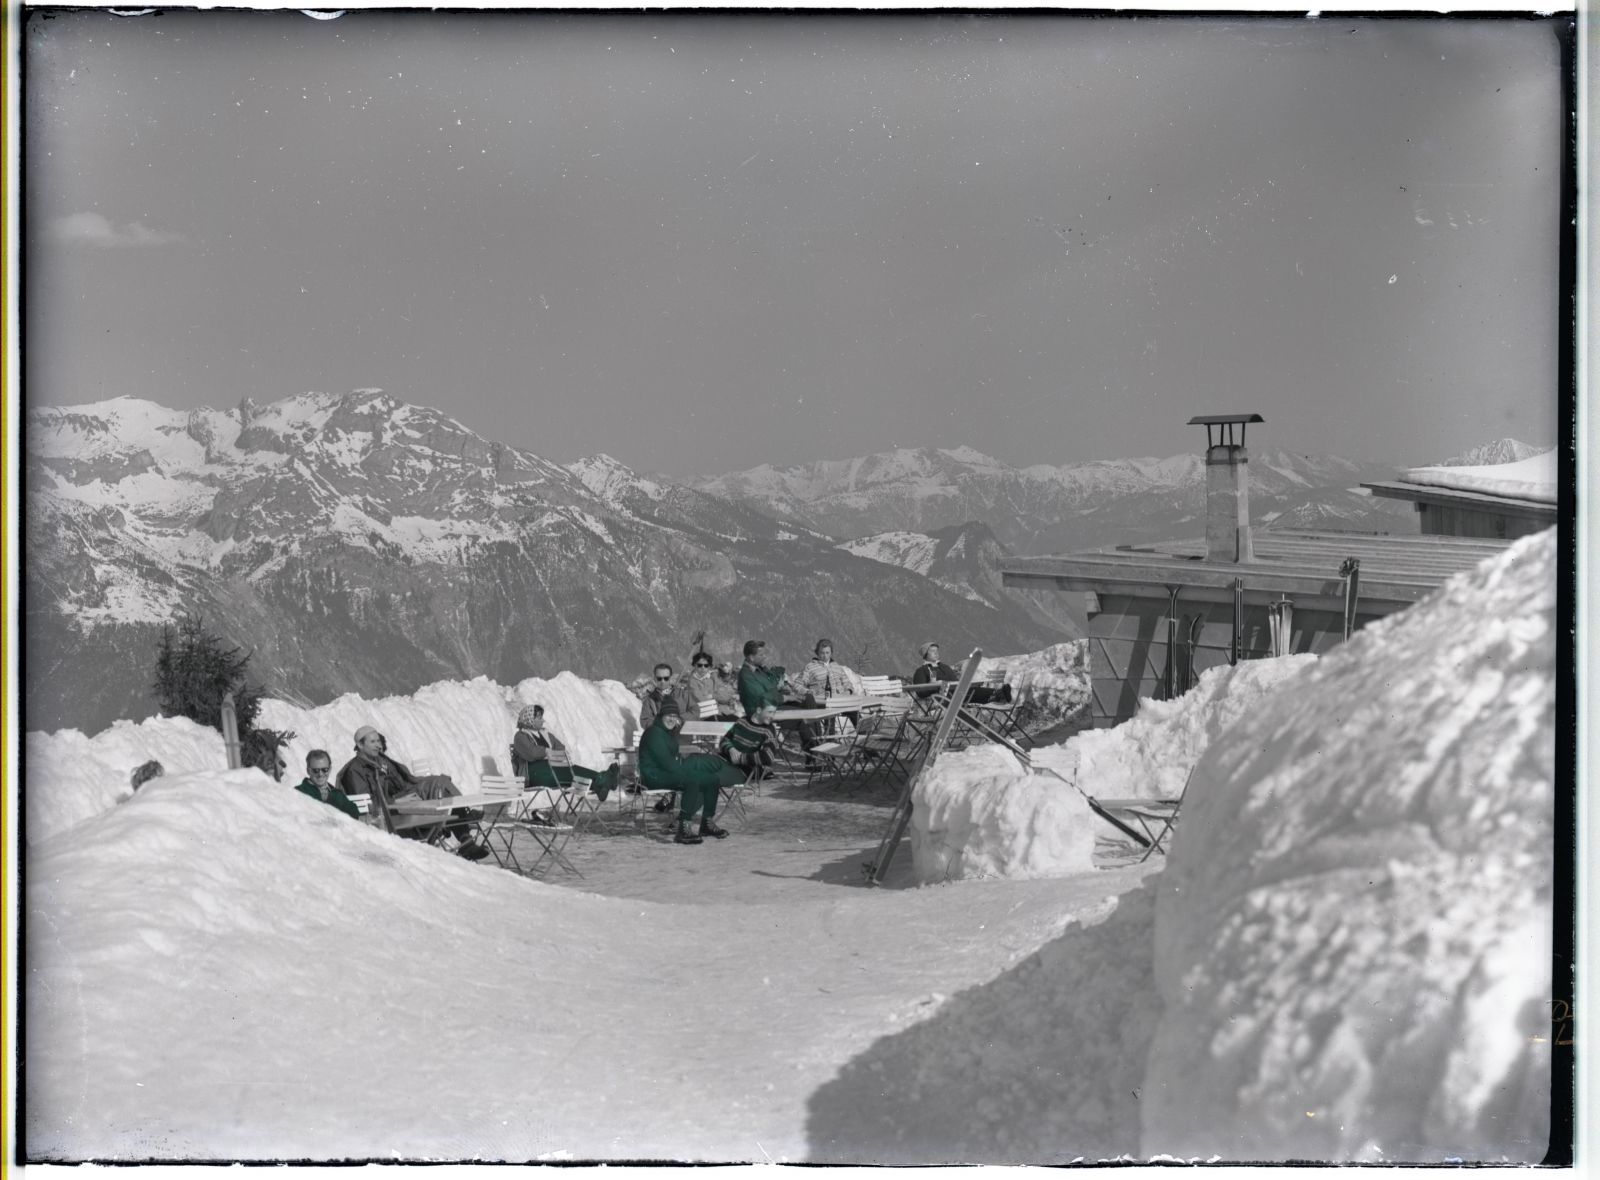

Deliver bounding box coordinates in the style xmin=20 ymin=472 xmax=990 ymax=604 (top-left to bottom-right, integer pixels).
xmin=963 ymin=669 xmax=1033 ymax=748
xmin=714 ymin=717 xmax=780 ymax=821
xmin=502 ymin=785 xmax=582 ymax=878
xmin=1095 ymin=768 xmax=1193 ymax=862
xmin=557 ymin=771 xmax=615 ymax=837
xmin=855 ymin=703 xmax=916 ymax=786
xmin=803 ymin=734 xmax=861 ymax=788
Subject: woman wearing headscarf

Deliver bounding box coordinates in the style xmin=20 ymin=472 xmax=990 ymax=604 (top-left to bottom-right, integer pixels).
xmin=510 ymin=704 xmax=619 ymax=801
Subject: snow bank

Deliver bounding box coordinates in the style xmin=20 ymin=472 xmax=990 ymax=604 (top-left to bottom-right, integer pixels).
xmin=24 ymin=767 xmax=616 ymax=1160
xmin=1073 ymin=654 xmax=1317 ymax=803
xmin=26 ymin=716 xmax=226 ymax=843
xmin=1401 ymin=450 xmax=1556 ymax=504
xmin=1142 ymin=528 xmax=1556 ymax=1161
xmin=25 ymin=674 xmax=643 ymax=846
xmin=806 ymin=882 xmax=1159 ymax=1163
xmin=909 ymin=745 xmax=1098 ymax=883
xmin=257 ymin=672 xmax=642 ymax=792
xmin=25 ymin=761 xmax=1155 ymax=1162
xmin=910 ymin=655 xmax=1314 ymax=883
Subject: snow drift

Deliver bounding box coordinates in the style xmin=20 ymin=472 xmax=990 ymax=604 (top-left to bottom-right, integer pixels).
xmin=26 ymin=715 xmax=226 ymax=842
xmin=26 ymin=673 xmax=643 ymax=845
xmin=256 ymin=672 xmax=642 ymax=795
xmin=1141 ymin=527 xmax=1556 ymax=1161
xmin=24 ymin=760 xmax=1159 ymax=1162
xmin=909 ymin=656 xmax=1314 ymax=883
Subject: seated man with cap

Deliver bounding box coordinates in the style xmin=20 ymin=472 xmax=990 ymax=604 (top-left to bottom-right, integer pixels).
xmin=337 ymin=725 xmax=491 ymax=860
xmin=637 ymin=696 xmax=745 ymax=845
xmin=510 ymin=704 xmax=619 ymax=800
xmin=910 ymin=642 xmax=1011 ymax=704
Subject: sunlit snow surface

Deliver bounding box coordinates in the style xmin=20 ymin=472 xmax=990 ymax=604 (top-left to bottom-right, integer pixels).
xmin=1143 ymin=528 xmax=1555 ymax=1161
xmin=912 ymin=655 xmax=1314 ymax=883
xmin=1400 ymin=449 xmax=1556 ymax=503
xmin=22 ymin=531 xmax=1555 ymax=1162
xmin=26 ymin=715 xmax=226 ymax=842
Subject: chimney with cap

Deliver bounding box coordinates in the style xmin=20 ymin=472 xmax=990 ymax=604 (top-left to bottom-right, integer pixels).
xmin=1189 ymin=413 xmax=1263 ymax=563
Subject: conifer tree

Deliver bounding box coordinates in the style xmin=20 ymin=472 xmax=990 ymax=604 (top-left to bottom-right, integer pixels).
xmin=152 ymin=613 xmax=294 ymax=780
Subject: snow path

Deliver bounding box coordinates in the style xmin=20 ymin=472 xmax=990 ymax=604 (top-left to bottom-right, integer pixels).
xmin=26 ymin=774 xmax=1156 ymax=1162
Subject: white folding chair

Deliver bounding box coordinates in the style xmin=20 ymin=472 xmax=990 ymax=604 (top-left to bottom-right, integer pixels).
xmin=478 ymin=784 xmax=529 ymax=867
xmin=503 ymin=785 xmax=581 ymax=879
xmin=696 ymin=698 xmax=720 ymax=720
xmin=558 ymin=771 xmax=615 ymax=837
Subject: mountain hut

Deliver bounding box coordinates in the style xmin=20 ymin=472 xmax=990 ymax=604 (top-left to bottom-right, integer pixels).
xmin=1000 ymin=414 xmax=1512 ymax=728
xmin=1361 ymin=452 xmax=1557 ymax=540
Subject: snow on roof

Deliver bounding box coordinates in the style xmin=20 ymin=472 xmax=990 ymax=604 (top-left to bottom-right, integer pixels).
xmin=1400 ymin=449 xmax=1556 ymax=504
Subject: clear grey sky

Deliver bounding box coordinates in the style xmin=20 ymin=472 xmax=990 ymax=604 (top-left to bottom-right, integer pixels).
xmin=25 ymin=11 xmax=1564 ymax=474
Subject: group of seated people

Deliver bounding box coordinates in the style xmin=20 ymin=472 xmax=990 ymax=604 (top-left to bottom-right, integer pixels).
xmin=287 ymin=635 xmax=1011 ymax=859
xmin=633 ymin=636 xmax=1010 ymax=845
xmin=292 ymin=714 xmax=624 ymax=860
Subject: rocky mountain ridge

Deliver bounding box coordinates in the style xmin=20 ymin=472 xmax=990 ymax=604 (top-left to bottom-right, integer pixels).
xmin=840 ymin=521 xmax=1087 ymax=637
xmin=26 ymin=393 xmax=1066 ymax=733
xmin=1432 ymin=438 xmax=1552 ymax=468
xmin=696 ymin=443 xmax=1420 ymax=553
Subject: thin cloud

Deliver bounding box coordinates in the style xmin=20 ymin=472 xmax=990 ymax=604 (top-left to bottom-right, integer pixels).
xmin=50 ymin=212 xmax=183 ymax=248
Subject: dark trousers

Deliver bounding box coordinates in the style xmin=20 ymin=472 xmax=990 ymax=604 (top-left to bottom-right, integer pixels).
xmin=526 ymin=760 xmax=617 ymax=793
xmin=656 ymin=755 xmax=743 ymax=822
xmin=393 ymin=774 xmax=481 ymax=844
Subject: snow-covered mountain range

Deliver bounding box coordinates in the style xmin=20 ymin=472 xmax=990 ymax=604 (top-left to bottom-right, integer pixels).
xmin=25 ymin=393 xmax=1066 ymax=733
xmin=840 ymin=521 xmax=1087 ymax=636
xmin=27 ymin=390 xmax=1542 ymax=735
xmin=694 ymin=443 xmax=1423 ymax=553
xmin=1434 ymin=438 xmax=1553 ymax=467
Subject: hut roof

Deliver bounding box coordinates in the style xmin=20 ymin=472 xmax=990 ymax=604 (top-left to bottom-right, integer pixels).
xmin=1001 ymin=529 xmax=1512 ymax=609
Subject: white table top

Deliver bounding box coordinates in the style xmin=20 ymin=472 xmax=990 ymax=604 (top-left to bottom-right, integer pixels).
xmin=388 ymin=793 xmax=521 ymax=814
xmin=771 ymin=705 xmax=862 ymax=721
xmin=680 ymin=720 xmax=734 ymax=738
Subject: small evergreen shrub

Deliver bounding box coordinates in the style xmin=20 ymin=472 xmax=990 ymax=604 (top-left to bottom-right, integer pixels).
xmin=152 ymin=613 xmax=295 ymax=780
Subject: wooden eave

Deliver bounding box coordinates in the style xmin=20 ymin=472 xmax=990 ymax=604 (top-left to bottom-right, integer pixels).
xmin=1000 ymin=529 xmax=1511 ymax=606
xmin=1362 ymin=480 xmax=1558 ymax=519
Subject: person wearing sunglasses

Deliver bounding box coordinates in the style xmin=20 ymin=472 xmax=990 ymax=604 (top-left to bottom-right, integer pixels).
xmin=294 ymin=748 xmax=362 ymax=820
xmin=677 ymin=652 xmax=738 ymax=721
xmin=639 ymin=662 xmax=678 ymax=732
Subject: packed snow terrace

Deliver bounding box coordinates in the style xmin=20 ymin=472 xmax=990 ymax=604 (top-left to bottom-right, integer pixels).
xmin=24 ymin=531 xmax=1557 ymax=1162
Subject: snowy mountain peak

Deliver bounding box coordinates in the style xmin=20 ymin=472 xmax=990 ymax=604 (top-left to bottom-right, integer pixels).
xmin=1434 ymin=438 xmax=1553 ymax=467
xmin=939 ymin=444 xmax=1001 ymax=464
xmin=567 ymin=453 xmax=667 ymax=506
